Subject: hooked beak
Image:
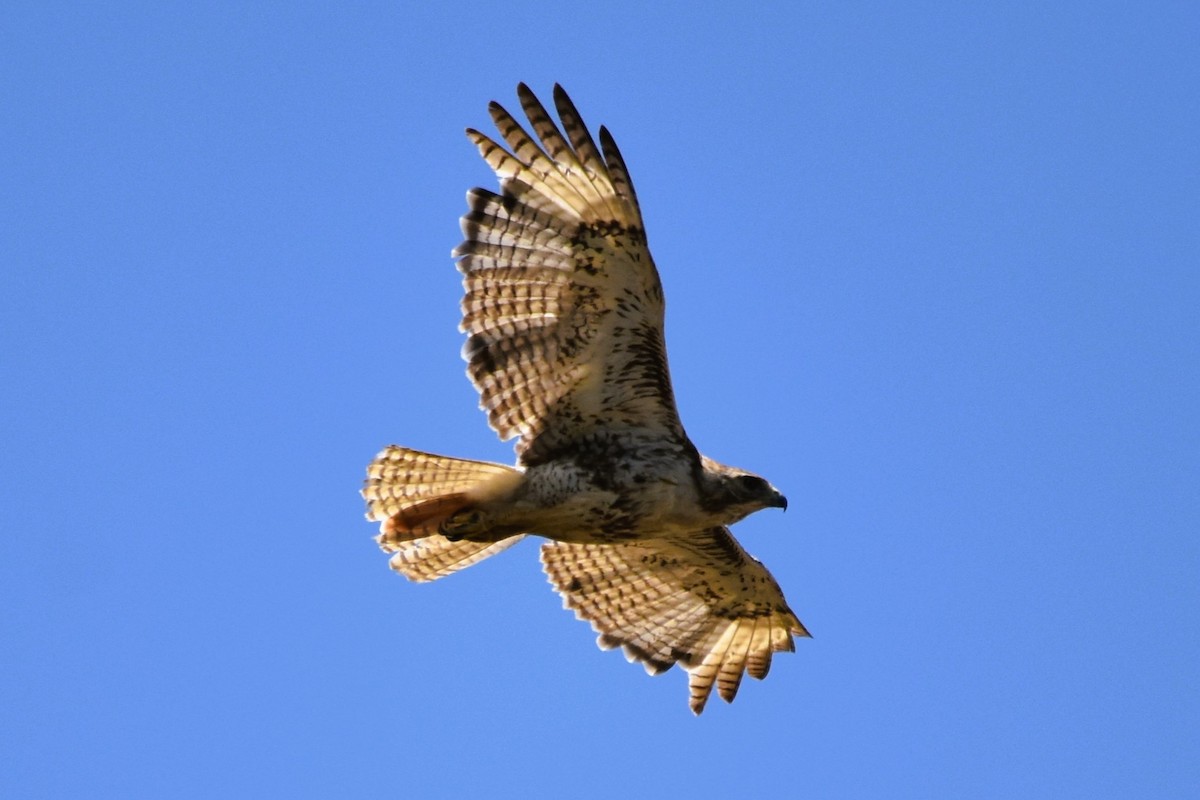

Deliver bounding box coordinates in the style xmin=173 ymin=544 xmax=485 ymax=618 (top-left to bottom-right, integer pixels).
xmin=768 ymin=491 xmax=788 ymax=511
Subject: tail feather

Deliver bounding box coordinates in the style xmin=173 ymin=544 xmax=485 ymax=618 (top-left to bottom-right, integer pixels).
xmin=384 ymin=535 xmax=524 ymax=583
xmin=363 ymin=445 xmax=526 ymax=581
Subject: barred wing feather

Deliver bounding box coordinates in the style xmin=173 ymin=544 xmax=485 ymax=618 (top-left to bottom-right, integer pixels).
xmin=541 ymin=527 xmax=809 ymax=714
xmin=455 ymin=83 xmax=685 ymax=465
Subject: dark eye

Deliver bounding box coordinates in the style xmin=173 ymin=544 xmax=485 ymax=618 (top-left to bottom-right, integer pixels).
xmin=736 ymin=475 xmax=767 ymax=493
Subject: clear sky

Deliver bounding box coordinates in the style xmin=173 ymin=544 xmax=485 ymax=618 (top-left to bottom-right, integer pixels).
xmin=2 ymin=2 xmax=1197 ymax=797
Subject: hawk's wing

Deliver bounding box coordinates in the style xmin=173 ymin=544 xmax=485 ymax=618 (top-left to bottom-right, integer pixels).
xmin=456 ymin=84 xmax=685 ymax=465
xmin=541 ymin=527 xmax=809 ymax=714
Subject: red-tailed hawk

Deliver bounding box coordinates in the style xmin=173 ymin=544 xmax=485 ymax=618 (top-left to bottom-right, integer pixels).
xmin=363 ymin=84 xmax=808 ymax=714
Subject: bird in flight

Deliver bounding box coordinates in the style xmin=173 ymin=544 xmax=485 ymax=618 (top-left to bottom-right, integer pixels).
xmin=363 ymin=84 xmax=808 ymax=714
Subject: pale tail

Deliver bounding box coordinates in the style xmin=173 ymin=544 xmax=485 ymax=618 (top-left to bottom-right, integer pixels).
xmin=362 ymin=446 xmax=526 ymax=582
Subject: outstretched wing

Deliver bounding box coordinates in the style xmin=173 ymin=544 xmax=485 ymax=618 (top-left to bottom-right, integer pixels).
xmin=456 ymin=84 xmax=686 ymax=465
xmin=541 ymin=528 xmax=809 ymax=714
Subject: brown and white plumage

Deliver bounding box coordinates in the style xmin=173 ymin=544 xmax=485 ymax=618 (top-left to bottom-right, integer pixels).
xmin=363 ymin=446 xmax=526 ymax=581
xmin=364 ymin=84 xmax=808 ymax=713
xmin=542 ymin=528 xmax=807 ymax=714
xmin=457 ymin=84 xmax=680 ymax=465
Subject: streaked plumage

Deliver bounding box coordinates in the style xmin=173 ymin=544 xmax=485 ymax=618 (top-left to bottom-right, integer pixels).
xmin=364 ymin=84 xmax=808 ymax=713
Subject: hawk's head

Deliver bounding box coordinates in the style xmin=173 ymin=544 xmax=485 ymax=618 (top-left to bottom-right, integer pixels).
xmin=698 ymin=456 xmax=788 ymax=524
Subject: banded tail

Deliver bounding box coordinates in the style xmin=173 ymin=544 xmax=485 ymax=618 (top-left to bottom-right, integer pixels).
xmin=362 ymin=446 xmax=526 ymax=582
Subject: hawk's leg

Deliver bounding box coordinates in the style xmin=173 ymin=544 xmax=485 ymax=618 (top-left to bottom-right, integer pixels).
xmin=439 ymin=508 xmax=486 ymax=541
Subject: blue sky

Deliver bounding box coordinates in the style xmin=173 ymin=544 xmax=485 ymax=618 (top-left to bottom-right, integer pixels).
xmin=2 ymin=2 xmax=1197 ymax=797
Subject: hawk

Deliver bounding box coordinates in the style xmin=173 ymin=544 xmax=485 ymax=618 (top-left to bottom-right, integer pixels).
xmin=363 ymin=84 xmax=808 ymax=714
